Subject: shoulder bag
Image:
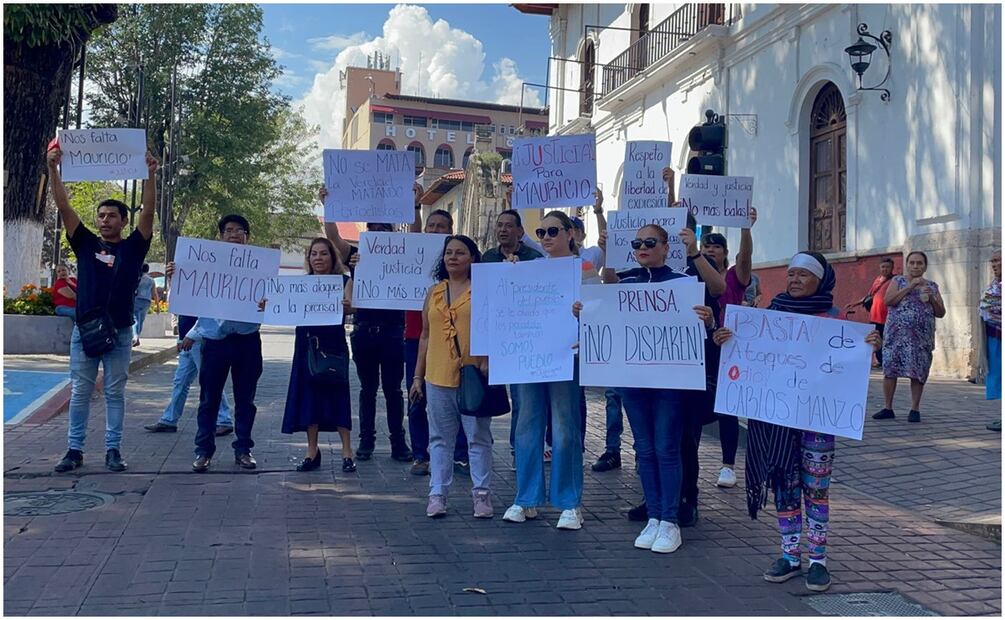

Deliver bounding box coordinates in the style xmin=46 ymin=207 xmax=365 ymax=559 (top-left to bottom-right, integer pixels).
xmin=78 ymin=246 xmax=122 ymax=358
xmin=306 ymin=329 xmax=350 ymax=387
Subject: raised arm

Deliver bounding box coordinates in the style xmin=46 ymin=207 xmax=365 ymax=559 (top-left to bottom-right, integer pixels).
xmin=663 ymin=167 xmax=676 ymax=204
xmin=136 ymin=152 xmax=159 ymax=240
xmin=680 ymin=227 xmax=726 ymax=296
xmin=408 ymin=183 xmax=423 ymax=233
xmin=734 ymin=207 xmax=757 ymax=286
xmin=320 ymin=186 xmax=353 ymax=263
xmin=46 ymin=147 xmax=81 ymax=239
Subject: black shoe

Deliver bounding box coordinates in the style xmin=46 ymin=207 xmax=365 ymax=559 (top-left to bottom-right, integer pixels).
xmin=391 ymin=440 xmax=413 ymax=462
xmin=872 ymin=408 xmax=895 ymax=420
xmin=987 ymin=420 xmax=1002 ymax=432
xmin=626 ymin=501 xmax=648 ymax=522
xmin=678 ymin=502 xmax=699 ymax=528
xmin=355 ymin=439 xmax=374 ymax=461
xmin=908 ymin=410 xmax=921 ymax=423
xmin=453 ymin=460 xmax=470 ymax=475
xmin=342 ymin=457 xmax=357 ymax=473
xmin=54 ymin=449 xmax=83 ymax=473
xmin=763 ymin=558 xmax=802 ymax=583
xmin=805 ymin=562 xmax=832 ymax=592
xmin=105 ymin=449 xmax=127 ymax=472
xmin=144 ymin=422 xmax=177 ymax=433
xmin=215 ymin=425 xmax=234 ymax=437
xmin=410 ymin=459 xmax=430 ymax=476
xmin=296 ymin=451 xmax=321 ymax=472
xmin=591 ymin=451 xmax=622 ymax=472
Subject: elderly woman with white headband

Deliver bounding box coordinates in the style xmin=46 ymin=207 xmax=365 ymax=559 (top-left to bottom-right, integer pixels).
xmin=713 ymin=251 xmax=882 ymax=593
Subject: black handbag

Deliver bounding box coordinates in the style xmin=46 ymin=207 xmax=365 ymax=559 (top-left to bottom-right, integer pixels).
xmin=306 ymin=330 xmax=350 ymax=387
xmin=78 ymin=248 xmax=122 ymax=358
xmin=862 ymin=294 xmax=874 ymax=312
xmin=445 ymin=285 xmax=510 ymax=418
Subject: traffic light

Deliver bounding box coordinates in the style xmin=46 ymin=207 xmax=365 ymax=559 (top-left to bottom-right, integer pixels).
xmin=686 ymin=109 xmax=726 ymax=175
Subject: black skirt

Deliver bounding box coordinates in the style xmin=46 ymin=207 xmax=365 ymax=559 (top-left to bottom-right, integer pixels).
xmin=282 ymin=324 xmax=352 ymax=434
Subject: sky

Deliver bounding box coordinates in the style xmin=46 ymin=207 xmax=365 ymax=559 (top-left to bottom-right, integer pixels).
xmin=259 ymin=3 xmax=553 ymax=148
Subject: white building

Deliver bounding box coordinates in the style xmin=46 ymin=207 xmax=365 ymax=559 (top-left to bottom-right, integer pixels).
xmin=517 ymin=2 xmax=1001 ymax=378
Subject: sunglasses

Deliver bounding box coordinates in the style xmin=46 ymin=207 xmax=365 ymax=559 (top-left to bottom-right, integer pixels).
xmin=535 ymin=226 xmax=566 ymax=239
xmin=630 ymin=237 xmax=660 ymax=250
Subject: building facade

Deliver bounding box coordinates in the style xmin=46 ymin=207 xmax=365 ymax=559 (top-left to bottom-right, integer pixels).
xmin=518 ymin=2 xmax=1001 ymax=378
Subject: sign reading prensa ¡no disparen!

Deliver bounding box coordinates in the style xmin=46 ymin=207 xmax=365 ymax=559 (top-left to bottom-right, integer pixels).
xmin=678 ymin=174 xmax=754 ymax=228
xmin=713 ymin=305 xmax=873 ymax=440
xmin=579 ymin=279 xmax=707 ymax=390
xmin=619 ymin=140 xmax=672 ymax=210
xmin=168 ymin=237 xmax=281 ymax=324
xmin=351 ymin=232 xmax=445 ymax=311
xmin=510 ymin=134 xmax=597 ymax=210
xmin=322 ymin=149 xmax=414 ymax=224
xmin=263 ymin=275 xmax=345 ymax=326
xmin=56 ymin=128 xmax=148 ymax=182
xmin=606 ymin=207 xmax=689 ymax=271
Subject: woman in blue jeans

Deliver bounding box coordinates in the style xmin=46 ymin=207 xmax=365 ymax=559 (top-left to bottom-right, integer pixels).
xmin=584 ymin=223 xmax=716 ymax=553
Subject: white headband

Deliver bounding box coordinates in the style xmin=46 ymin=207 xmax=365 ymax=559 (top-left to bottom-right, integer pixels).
xmin=789 ymin=253 xmax=825 ymax=279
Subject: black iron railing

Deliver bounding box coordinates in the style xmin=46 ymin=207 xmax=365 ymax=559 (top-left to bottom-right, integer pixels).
xmin=600 ymin=3 xmax=732 ymax=98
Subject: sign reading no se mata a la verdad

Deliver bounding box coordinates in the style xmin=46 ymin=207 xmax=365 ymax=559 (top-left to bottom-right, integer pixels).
xmin=56 ymin=128 xmax=148 ymax=182
xmin=322 ymin=149 xmax=414 ymax=224
xmin=510 ymin=134 xmax=597 ymax=210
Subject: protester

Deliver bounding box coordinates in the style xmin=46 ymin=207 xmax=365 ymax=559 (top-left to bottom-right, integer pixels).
xmin=181 ymin=215 xmax=264 ymax=472
xmin=847 ymin=258 xmax=895 ymax=367
xmin=47 ymin=145 xmax=157 ymax=474
xmin=873 ymin=251 xmax=946 ymax=423
xmin=712 ymin=252 xmax=882 ymax=592
xmin=409 ymin=235 xmax=494 ymax=518
xmin=503 ymin=210 xmax=586 ymax=530
xmin=406 ymin=205 xmax=469 ymax=476
xmin=980 ymin=250 xmax=1001 ymax=420
xmin=571 ymin=188 xmax=607 ymax=283
xmin=587 ymin=223 xmax=716 ymax=553
xmin=52 ymin=263 xmax=77 ymax=321
xmin=132 ymin=263 xmax=159 ymax=346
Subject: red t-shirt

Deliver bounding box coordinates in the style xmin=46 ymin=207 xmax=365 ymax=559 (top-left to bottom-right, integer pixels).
xmin=868 ymin=276 xmax=893 ymax=324
xmin=52 ymin=277 xmax=77 ymax=308
xmin=405 ymin=310 xmax=423 ymax=340
xmin=717 ymin=267 xmax=749 ymax=322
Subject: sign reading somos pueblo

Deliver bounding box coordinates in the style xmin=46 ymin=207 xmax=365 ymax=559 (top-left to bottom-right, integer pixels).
xmin=714 ymin=305 xmax=873 ymax=440
xmin=606 ymin=208 xmax=688 ymax=271
xmin=169 ymin=237 xmax=280 ymax=324
xmin=323 ymin=149 xmax=414 ymax=224
xmin=510 ymin=134 xmax=597 ymax=210
xmin=619 ymin=140 xmax=671 ymax=210
xmin=56 ymin=128 xmax=147 ymax=182
xmin=678 ymin=174 xmax=754 ymax=228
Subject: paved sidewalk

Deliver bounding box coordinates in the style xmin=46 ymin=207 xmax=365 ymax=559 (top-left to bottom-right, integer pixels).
xmin=4 ymin=328 xmax=1001 ymax=615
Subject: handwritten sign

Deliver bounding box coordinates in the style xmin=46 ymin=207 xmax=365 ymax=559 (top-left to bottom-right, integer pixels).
xmin=352 ymin=232 xmax=445 ymax=311
xmin=472 ymin=257 xmax=580 ymax=385
xmin=323 ymin=149 xmax=414 ymax=223
xmin=714 ymin=306 xmax=873 ymax=440
xmin=262 ymin=275 xmax=344 ymax=326
xmin=620 ymin=141 xmax=671 ymax=209
xmin=511 ymin=134 xmax=597 ymax=210
xmin=56 ymin=128 xmax=147 ymax=182
xmin=607 ymin=208 xmax=688 ymax=271
xmin=580 ymin=280 xmax=706 ymax=390
xmin=679 ymin=174 xmax=754 ymax=228
xmin=169 ymin=237 xmax=280 ymax=324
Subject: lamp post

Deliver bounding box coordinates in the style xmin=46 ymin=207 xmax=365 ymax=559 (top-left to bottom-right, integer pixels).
xmin=844 ymin=23 xmax=893 ymax=102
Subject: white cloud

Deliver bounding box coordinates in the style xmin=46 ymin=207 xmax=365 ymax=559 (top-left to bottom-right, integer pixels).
xmin=298 ymin=4 xmax=543 ymax=149
xmin=307 ymin=31 xmax=370 ymax=52
xmin=271 ymin=46 xmax=302 ymax=61
xmin=306 ymin=59 xmax=332 ymax=73
xmin=274 ymin=69 xmax=306 ymax=90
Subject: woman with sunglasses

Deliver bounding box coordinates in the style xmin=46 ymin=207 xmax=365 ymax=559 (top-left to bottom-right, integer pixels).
xmin=584 ymin=224 xmax=715 ymax=552
xmin=503 ymin=210 xmax=587 ymax=530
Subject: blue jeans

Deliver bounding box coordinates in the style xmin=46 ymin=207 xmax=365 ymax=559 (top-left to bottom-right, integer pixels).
xmin=54 ymin=306 xmax=76 ymax=321
xmin=513 ymin=368 xmax=584 ymax=510
xmin=620 ymin=387 xmax=685 ymax=523
xmin=159 ymin=339 xmax=233 ymax=427
xmin=603 ymin=388 xmax=624 ymax=453
xmin=68 ymin=325 xmax=133 ymax=451
xmin=133 ymin=300 xmax=151 ymax=340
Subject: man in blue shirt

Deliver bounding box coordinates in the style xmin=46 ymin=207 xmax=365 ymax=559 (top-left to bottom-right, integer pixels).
xmin=180 ymin=215 xmax=263 ymax=472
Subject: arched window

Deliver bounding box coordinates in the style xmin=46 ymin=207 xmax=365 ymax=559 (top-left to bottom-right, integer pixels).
xmin=433 ymin=144 xmax=454 ymax=168
xmin=462 ymin=147 xmax=475 ymax=169
xmin=376 ymin=139 xmax=396 ymax=151
xmin=631 ymin=4 xmax=650 ymax=73
xmin=580 ymin=40 xmax=595 ymax=117
xmin=407 ymin=141 xmax=426 ymax=168
xmin=807 ymin=82 xmax=847 ymax=252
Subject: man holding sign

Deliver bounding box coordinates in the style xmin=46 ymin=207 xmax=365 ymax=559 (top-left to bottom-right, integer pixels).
xmin=712 ymin=252 xmax=881 ymax=593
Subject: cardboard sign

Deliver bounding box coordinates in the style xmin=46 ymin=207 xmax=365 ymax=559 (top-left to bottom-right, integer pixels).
xmin=714 ymin=306 xmax=873 ymax=440
xmin=511 ymin=134 xmax=597 ymax=210
xmin=262 ymin=275 xmax=344 ymax=326
xmin=606 ymin=208 xmax=688 ymax=271
xmin=323 ymin=149 xmax=414 ymax=223
xmin=679 ymin=174 xmax=754 ymax=228
xmin=169 ymin=237 xmax=280 ymax=324
xmin=56 ymin=128 xmax=147 ymax=182
xmin=620 ymin=141 xmax=671 ymax=209
xmin=351 ymin=232 xmax=445 ymax=311
xmin=472 ymin=257 xmax=581 ymax=385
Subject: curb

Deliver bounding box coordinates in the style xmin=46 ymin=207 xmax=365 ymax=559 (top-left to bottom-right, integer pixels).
xmin=934 ymin=517 xmax=1002 ymax=544
xmin=23 ymin=344 xmax=178 ymax=425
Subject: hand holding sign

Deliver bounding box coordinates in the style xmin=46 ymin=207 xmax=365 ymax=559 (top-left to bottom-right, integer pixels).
xmin=56 ymin=129 xmax=149 ymax=182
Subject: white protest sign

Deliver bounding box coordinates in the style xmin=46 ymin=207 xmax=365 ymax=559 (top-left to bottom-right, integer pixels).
xmin=323 ymin=149 xmax=414 ymax=223
xmin=511 ymin=134 xmax=597 ymax=210
xmin=56 ymin=128 xmax=147 ymax=182
xmin=169 ymin=237 xmax=280 ymax=324
xmin=580 ymin=280 xmax=707 ymax=390
xmin=352 ymin=232 xmax=445 ymax=311
xmin=620 ymin=141 xmax=671 ymax=210
xmin=714 ymin=306 xmax=873 ymax=440
xmin=470 ymin=266 xmax=492 ymax=356
xmin=679 ymin=174 xmax=754 ymax=228
xmin=473 ymin=257 xmax=581 ymax=385
xmin=262 ymin=275 xmax=344 ymax=326
xmin=607 ymin=208 xmax=688 ymax=271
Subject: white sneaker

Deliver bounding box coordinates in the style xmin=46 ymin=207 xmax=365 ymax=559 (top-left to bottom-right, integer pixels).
xmin=717 ymin=466 xmax=737 ymax=488
xmin=556 ymin=508 xmax=584 ymax=530
xmin=634 ymin=518 xmax=660 ymax=549
xmin=651 ymin=521 xmax=682 ymax=553
xmin=502 ymin=504 xmax=538 ymax=523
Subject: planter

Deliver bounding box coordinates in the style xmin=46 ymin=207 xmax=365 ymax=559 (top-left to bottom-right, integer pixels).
xmin=3 ymin=314 xmax=74 ymax=354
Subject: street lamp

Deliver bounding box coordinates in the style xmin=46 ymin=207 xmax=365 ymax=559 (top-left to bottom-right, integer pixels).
xmin=844 ymin=23 xmax=892 ymax=102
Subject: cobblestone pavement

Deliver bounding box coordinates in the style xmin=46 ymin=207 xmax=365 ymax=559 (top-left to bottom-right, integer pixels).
xmin=4 ymin=327 xmax=1001 ymax=615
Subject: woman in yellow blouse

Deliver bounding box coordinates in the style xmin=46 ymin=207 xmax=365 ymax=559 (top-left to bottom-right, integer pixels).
xmin=409 ymin=235 xmax=493 ymax=519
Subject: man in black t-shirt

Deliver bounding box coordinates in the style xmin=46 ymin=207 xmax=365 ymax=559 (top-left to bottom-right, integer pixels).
xmin=47 ymin=145 xmax=157 ymax=474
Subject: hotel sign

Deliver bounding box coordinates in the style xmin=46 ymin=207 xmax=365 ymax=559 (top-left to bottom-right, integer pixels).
xmin=384 ymin=125 xmax=514 ymax=148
